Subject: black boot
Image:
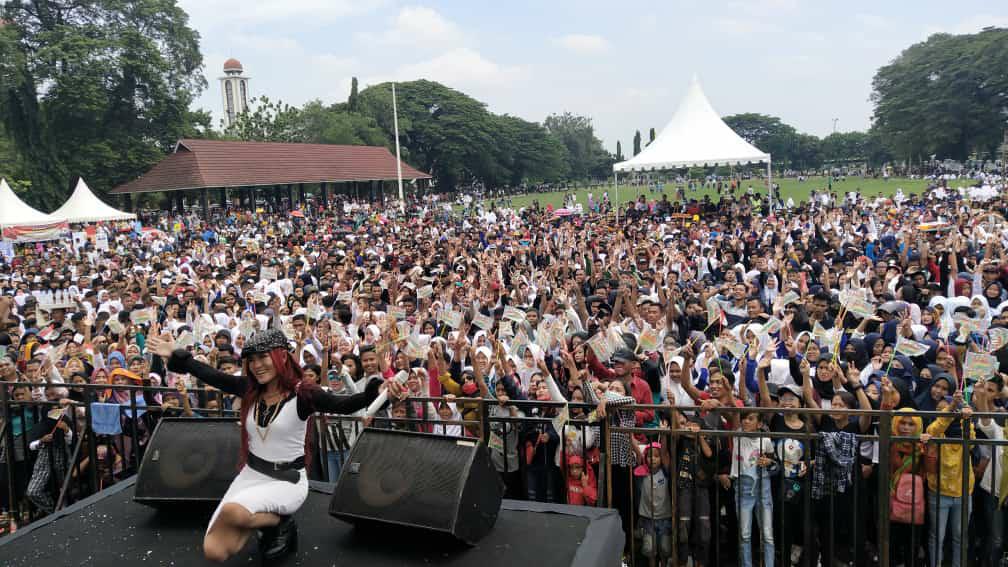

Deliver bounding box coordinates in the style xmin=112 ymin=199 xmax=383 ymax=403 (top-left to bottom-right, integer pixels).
xmin=260 ymin=516 xmax=297 ymax=561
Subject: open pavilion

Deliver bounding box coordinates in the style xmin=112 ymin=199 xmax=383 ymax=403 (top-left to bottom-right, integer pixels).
xmin=110 ymin=139 xmax=432 ymax=216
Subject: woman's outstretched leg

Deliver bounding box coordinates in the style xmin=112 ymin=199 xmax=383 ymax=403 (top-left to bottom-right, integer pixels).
xmin=203 ymin=503 xmax=281 ymax=562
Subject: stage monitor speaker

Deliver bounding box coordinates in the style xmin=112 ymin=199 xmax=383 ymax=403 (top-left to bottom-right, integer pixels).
xmin=134 ymin=417 xmax=241 ymax=506
xmin=329 ymin=429 xmax=502 ymax=544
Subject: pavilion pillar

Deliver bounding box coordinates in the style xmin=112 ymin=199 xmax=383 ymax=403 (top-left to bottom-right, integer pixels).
xmin=200 ymin=188 xmax=209 ymax=219
xmin=320 ymin=182 xmax=329 ymax=209
xmin=219 ymin=188 xmax=227 ymax=210
xmin=286 ymin=185 xmax=294 ymax=210
xmin=298 ymin=183 xmax=306 ymax=206
xmin=121 ymin=193 xmax=133 ymax=213
xmin=175 ymin=192 xmax=184 ymax=215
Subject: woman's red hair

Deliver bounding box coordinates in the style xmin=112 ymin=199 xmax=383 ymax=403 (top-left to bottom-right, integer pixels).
xmin=238 ymin=349 xmax=321 ymax=470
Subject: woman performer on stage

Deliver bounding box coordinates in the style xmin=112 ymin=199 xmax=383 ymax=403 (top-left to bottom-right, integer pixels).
xmin=147 ymin=328 xmax=402 ymax=562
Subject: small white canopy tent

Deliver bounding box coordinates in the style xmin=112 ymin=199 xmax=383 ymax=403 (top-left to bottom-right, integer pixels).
xmin=612 ymin=76 xmax=773 ymax=213
xmin=49 ymin=178 xmax=136 ymax=223
xmin=0 ymin=178 xmax=57 ymax=228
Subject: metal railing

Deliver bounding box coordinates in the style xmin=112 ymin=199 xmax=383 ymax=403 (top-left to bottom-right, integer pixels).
xmin=2 ymin=382 xmax=1002 ymax=567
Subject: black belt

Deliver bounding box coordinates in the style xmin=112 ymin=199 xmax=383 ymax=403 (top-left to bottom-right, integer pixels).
xmin=247 ymin=452 xmax=305 ymax=484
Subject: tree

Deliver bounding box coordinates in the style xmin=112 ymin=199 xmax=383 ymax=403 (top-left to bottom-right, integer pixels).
xmin=649 ymin=127 xmax=656 ymax=145
xmin=543 ymin=112 xmax=610 ymax=180
xmin=723 ymin=113 xmax=824 ymax=170
xmin=225 ymin=96 xmax=304 ymax=142
xmin=358 ymin=80 xmax=500 ymax=190
xmin=633 ymin=130 xmax=642 ymax=156
xmin=347 ymin=77 xmax=360 ymax=113
xmin=871 ymin=27 xmax=1008 ymax=162
xmin=0 ymin=0 xmax=208 ymax=207
xmin=615 ymin=141 xmax=624 ymax=162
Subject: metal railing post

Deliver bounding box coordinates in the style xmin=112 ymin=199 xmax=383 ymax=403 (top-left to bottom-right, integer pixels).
xmin=877 ymin=410 xmax=891 ymax=567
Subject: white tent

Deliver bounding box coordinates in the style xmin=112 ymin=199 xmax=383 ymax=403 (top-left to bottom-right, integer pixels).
xmin=0 ymin=178 xmax=56 ymax=228
xmin=612 ymin=76 xmax=773 ymax=211
xmin=49 ymin=178 xmax=136 ymax=223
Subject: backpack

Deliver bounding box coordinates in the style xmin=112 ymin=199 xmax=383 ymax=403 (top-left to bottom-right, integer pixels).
xmin=890 ymin=457 xmax=925 ymax=525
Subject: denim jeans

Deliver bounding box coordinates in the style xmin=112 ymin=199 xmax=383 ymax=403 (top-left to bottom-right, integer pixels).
xmin=736 ymin=475 xmax=775 ymax=567
xmin=326 ymin=449 xmax=347 ymax=483
xmin=929 ymin=492 xmax=971 ymax=567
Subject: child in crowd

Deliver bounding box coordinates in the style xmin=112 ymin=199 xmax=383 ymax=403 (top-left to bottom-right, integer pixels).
xmin=675 ymin=411 xmax=715 ymax=567
xmin=636 ymin=440 xmax=673 ymax=563
xmin=732 ymin=410 xmax=777 ymax=567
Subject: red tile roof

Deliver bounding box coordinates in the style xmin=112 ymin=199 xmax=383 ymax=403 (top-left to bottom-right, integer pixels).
xmin=110 ymin=139 xmax=431 ymax=194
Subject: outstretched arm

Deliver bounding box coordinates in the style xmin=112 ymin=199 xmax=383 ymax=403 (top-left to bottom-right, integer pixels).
xmin=307 ymin=378 xmax=383 ymax=416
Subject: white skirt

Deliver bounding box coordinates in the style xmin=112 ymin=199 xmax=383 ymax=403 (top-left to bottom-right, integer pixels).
xmin=206 ymin=464 xmax=308 ymax=535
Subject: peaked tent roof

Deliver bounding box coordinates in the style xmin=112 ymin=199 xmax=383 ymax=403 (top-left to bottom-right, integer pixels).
xmin=110 ymin=139 xmax=432 ymax=194
xmin=0 ymin=178 xmax=57 ymax=228
xmin=614 ymin=76 xmax=770 ymax=172
xmin=50 ymin=178 xmax=136 ymax=223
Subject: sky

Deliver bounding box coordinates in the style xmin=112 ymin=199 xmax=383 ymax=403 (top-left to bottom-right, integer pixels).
xmin=180 ymin=0 xmax=1007 ymax=152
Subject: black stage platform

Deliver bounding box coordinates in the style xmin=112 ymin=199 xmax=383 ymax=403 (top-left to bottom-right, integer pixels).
xmin=0 ymin=477 xmax=623 ymax=567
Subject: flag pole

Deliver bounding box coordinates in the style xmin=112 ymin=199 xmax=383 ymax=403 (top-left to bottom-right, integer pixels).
xmin=392 ymin=82 xmax=405 ymax=215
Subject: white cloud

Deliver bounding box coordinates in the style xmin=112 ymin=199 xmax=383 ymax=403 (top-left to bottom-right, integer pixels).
xmin=360 ymin=48 xmax=529 ymax=91
xmin=714 ymin=18 xmax=761 ymax=35
xmin=179 ymin=0 xmax=388 ymax=27
xmin=552 ymin=34 xmax=610 ymax=55
xmin=855 ymin=13 xmax=888 ymax=29
xmin=370 ymin=6 xmax=466 ymax=48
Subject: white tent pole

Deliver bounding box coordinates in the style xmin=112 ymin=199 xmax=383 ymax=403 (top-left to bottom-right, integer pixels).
xmin=767 ymin=158 xmax=773 ymax=210
xmin=614 ymin=170 xmax=619 ymax=223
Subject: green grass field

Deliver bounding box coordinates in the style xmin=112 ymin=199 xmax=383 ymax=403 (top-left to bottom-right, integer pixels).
xmin=475 ymin=176 xmax=930 ymax=211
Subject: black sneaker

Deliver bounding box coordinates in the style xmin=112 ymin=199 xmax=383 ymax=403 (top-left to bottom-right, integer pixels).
xmin=260 ymin=516 xmax=297 ymax=561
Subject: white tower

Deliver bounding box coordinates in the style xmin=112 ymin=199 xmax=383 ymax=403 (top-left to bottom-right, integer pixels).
xmin=219 ymin=58 xmax=250 ymax=128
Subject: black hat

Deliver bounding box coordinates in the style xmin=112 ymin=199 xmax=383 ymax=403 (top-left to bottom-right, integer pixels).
xmin=241 ymin=329 xmax=290 ymax=359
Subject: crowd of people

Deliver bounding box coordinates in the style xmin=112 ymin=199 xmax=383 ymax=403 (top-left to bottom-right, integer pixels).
xmin=2 ymin=175 xmax=1008 ymax=566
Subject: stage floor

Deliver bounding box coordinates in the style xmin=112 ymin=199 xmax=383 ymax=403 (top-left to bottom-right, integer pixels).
xmin=1 ymin=477 xmax=622 ymax=567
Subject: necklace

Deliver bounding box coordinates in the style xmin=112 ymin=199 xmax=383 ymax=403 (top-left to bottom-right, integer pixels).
xmin=253 ymin=394 xmax=286 ymax=442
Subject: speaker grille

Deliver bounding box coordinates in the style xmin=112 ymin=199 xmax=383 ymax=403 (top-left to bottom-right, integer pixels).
xmin=135 ymin=418 xmax=241 ymax=503
xmin=332 ymin=431 xmax=477 ymax=532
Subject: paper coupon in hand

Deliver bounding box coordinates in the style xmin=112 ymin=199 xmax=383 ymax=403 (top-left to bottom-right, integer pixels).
xmin=552 ymin=403 xmax=570 ymax=436
xmin=894 ymin=336 xmax=930 ymax=357
xmin=130 ymin=309 xmax=153 ymax=326
xmin=396 ymin=321 xmax=412 ymax=340
xmin=715 ymin=337 xmax=747 ymax=359
xmin=637 ymin=326 xmax=659 ymax=353
xmin=503 ymin=306 xmax=527 ymax=324
xmin=388 ymin=305 xmax=407 ymax=321
xmin=337 ymin=291 xmax=353 ymax=303
xmin=239 ymin=317 xmax=256 ymax=338
xmin=107 ymin=318 xmax=124 ymax=335
xmin=472 ymin=312 xmax=494 ymax=330
xmin=308 ymin=303 xmax=325 ymax=321
xmin=176 ymin=331 xmax=196 ymax=349
xmin=964 ymin=351 xmax=999 ymax=382
xmin=439 ymin=310 xmax=463 ymax=329
xmin=150 ymin=296 xmax=167 ymax=307
xmin=588 ymin=333 xmax=614 ymax=361
xmin=778 ymin=290 xmax=800 ymax=308
xmin=954 ymin=314 xmax=989 ymax=336
xmin=705 ymin=298 xmax=721 ymax=326
xmin=760 ymin=317 xmax=784 ymax=335
xmin=260 ymin=267 xmax=277 ymax=281
xmin=989 ymin=327 xmax=1008 ymax=352
xmin=498 ymin=320 xmax=514 ymax=338
xmin=417 ymin=285 xmax=434 ymax=300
